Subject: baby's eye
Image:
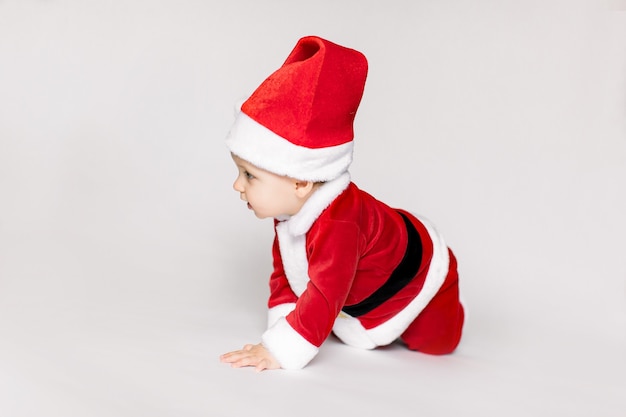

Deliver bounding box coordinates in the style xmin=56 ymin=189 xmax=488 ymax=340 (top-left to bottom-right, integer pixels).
xmin=244 ymin=171 xmax=255 ymax=180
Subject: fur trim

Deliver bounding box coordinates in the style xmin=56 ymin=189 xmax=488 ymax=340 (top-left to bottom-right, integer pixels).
xmin=225 ymin=111 xmax=353 ymax=182
xmin=267 ymin=303 xmax=297 ymax=328
xmin=262 ymin=317 xmax=319 ymax=370
xmin=275 ymin=229 xmax=308 ymax=297
xmin=286 ymin=172 xmax=351 ymax=236
xmin=331 ymin=312 xmax=378 ymax=349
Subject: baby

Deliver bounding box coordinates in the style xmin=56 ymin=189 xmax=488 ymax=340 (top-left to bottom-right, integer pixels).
xmin=220 ymin=36 xmax=464 ymax=371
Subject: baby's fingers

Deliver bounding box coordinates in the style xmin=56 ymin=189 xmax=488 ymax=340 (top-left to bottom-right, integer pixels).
xmin=219 ymin=350 xmax=245 ymax=363
xmin=220 ymin=344 xmax=253 ymax=360
xmin=219 ymin=350 xmax=257 ymax=367
xmin=255 ymin=359 xmax=269 ymax=372
xmin=229 ymin=354 xmax=262 ymax=369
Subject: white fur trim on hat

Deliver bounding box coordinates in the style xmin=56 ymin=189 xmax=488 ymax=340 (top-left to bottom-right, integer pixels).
xmin=225 ymin=111 xmax=353 ymax=182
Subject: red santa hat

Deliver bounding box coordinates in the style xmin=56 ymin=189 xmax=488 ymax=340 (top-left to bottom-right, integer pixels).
xmin=225 ymin=36 xmax=368 ymax=182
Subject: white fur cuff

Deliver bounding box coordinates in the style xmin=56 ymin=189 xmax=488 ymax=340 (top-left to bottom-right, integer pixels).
xmin=267 ymin=303 xmax=297 ymax=328
xmin=262 ymin=317 xmax=319 ymax=370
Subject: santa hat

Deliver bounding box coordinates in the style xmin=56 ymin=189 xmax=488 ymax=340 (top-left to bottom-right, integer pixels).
xmin=225 ymin=36 xmax=368 ymax=182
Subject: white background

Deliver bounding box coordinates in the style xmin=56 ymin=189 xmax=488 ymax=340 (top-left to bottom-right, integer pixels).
xmin=1 ymin=1 xmax=625 ymax=416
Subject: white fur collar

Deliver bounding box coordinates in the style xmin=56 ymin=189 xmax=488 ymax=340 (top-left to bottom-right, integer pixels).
xmin=278 ymin=172 xmax=351 ymax=236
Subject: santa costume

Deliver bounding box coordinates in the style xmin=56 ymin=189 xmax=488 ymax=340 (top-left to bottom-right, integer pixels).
xmin=226 ymin=36 xmax=464 ymax=369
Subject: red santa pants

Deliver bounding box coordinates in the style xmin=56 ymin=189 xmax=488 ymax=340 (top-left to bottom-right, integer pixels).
xmin=400 ymin=249 xmax=464 ymax=355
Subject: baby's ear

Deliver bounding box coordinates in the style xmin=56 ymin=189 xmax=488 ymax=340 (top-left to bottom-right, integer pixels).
xmin=294 ymin=180 xmax=315 ymax=198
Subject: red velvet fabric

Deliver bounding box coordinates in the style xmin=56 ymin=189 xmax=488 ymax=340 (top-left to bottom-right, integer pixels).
xmin=242 ymin=36 xmax=368 ymax=149
xmin=268 ymin=183 xmax=464 ymax=352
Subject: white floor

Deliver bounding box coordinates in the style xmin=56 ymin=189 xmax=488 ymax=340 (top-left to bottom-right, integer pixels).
xmin=1 ymin=1 xmax=625 ymax=416
xmin=1 ymin=229 xmax=624 ymax=416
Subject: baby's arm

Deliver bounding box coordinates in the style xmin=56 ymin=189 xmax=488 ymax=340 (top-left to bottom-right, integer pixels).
xmin=220 ymin=343 xmax=281 ymax=372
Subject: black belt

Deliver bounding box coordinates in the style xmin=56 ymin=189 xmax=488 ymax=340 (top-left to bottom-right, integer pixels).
xmin=341 ymin=212 xmax=423 ymax=317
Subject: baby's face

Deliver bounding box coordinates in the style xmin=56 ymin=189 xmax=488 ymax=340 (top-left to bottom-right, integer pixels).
xmin=231 ymin=154 xmax=304 ymax=219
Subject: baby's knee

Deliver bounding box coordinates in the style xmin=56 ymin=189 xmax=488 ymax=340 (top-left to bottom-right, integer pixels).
xmin=401 ymin=304 xmax=465 ymax=355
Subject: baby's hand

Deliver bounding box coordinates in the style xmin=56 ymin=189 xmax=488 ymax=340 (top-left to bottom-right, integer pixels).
xmin=220 ymin=343 xmax=281 ymax=372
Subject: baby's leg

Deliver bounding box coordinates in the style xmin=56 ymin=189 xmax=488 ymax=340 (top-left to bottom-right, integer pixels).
xmin=400 ymin=249 xmax=464 ymax=355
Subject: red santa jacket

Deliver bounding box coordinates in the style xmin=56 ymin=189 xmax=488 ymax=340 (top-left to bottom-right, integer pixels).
xmin=261 ymin=172 xmax=452 ymax=369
